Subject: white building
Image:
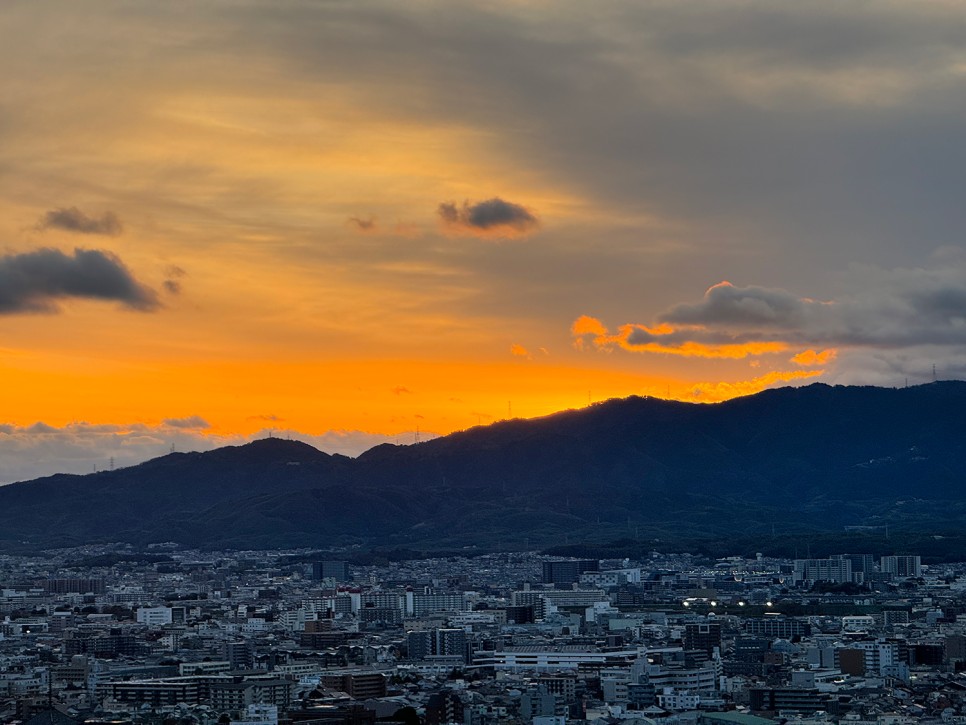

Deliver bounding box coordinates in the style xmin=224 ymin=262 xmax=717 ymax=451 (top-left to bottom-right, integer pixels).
xmin=136 ymin=606 xmax=173 ymax=626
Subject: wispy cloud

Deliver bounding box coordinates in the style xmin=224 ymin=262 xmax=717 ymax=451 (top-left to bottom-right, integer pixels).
xmin=572 ymin=314 xmax=788 ymax=360
xmin=247 ymin=414 xmax=282 ymax=422
xmin=347 ymin=216 xmax=377 ymax=232
xmin=162 ymin=265 xmax=186 ymax=295
xmin=687 ymin=370 xmax=825 ymax=402
xmin=162 ymin=415 xmax=210 ymax=430
xmin=792 ymin=349 xmax=837 ymax=366
xmin=38 ymin=207 xmax=123 ymax=236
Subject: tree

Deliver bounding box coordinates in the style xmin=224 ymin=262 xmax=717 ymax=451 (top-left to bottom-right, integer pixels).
xmin=390 ymin=707 xmax=421 ymax=725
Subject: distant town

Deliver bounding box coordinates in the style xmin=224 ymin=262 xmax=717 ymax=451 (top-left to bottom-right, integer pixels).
xmin=0 ymin=545 xmax=962 ymax=725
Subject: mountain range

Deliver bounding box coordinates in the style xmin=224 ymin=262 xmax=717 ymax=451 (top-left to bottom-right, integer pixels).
xmin=2 ymin=381 xmax=966 ymax=552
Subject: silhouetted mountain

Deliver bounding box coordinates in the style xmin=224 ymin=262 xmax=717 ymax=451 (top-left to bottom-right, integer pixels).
xmin=2 ymin=382 xmax=966 ymax=551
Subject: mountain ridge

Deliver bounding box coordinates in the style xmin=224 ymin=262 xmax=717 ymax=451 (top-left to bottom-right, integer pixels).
xmin=3 ymin=381 xmax=966 ymax=551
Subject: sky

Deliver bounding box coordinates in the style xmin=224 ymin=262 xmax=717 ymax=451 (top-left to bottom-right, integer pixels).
xmin=2 ymin=1 xmax=966 ymax=482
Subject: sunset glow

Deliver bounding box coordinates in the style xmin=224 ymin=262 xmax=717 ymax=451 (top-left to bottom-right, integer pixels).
xmin=2 ymin=1 xmax=965 ymax=481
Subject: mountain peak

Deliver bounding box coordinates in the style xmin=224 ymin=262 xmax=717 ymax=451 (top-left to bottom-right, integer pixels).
xmin=2 ymin=382 xmax=966 ymax=551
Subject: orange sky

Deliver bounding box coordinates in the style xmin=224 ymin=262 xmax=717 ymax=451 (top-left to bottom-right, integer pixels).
xmin=0 ymin=2 xmax=962 ymax=480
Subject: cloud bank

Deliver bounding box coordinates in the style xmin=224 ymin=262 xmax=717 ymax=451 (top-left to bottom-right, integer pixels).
xmin=574 ymin=259 xmax=966 ymax=387
xmin=0 ymin=421 xmax=436 ymax=485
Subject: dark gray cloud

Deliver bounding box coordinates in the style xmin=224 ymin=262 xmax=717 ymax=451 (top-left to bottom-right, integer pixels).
xmin=38 ymin=207 xmax=122 ymax=236
xmin=162 ymin=415 xmax=210 ymax=429
xmin=9 ymin=2 xmax=966 ymax=357
xmin=660 ymin=282 xmax=811 ymax=329
xmin=586 ymin=264 xmax=966 ymax=374
xmin=348 ymin=216 xmax=377 ymax=232
xmin=219 ymin=1 xmax=966 ymax=278
xmin=0 ymin=247 xmax=159 ymax=313
xmin=438 ymin=198 xmax=539 ymax=237
xmin=162 ymin=264 xmax=186 ymax=295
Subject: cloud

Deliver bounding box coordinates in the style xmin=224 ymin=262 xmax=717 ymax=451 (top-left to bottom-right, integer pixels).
xmin=574 ymin=260 xmax=966 ymax=384
xmin=572 ymin=315 xmax=788 ymax=359
xmin=38 ymin=207 xmax=123 ymax=236
xmin=792 ymin=348 xmax=837 ymax=366
xmin=247 ymin=414 xmax=282 ymax=422
xmin=5 ymin=1 xmax=966 ymax=347
xmin=687 ymin=370 xmax=825 ymax=402
xmin=392 ymin=386 xmax=412 ymax=395
xmin=162 ymin=415 xmax=210 ymax=430
xmin=348 ymin=216 xmax=377 ymax=232
xmin=162 ymin=265 xmax=186 ymax=296
xmin=510 ymin=343 xmax=530 ymax=358
xmin=660 ymin=281 xmax=814 ymax=329
xmin=0 ymin=248 xmax=160 ymax=313
xmin=0 ymin=421 xmax=436 ymax=485
xmin=438 ymin=198 xmax=539 ymax=238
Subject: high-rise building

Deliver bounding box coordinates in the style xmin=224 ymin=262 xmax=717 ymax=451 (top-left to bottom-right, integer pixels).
xmin=44 ymin=578 xmax=106 ymax=595
xmin=435 ymin=628 xmax=467 ymax=661
xmin=407 ymin=631 xmax=433 ymax=661
xmin=793 ymin=558 xmax=852 ymax=584
xmin=224 ymin=640 xmax=254 ymax=670
xmin=880 ymin=555 xmax=921 ymax=578
xmin=407 ymin=628 xmax=468 ymax=662
xmin=312 ymin=560 xmax=351 ymax=582
xmin=542 ymin=560 xmax=599 ymax=585
xmin=684 ymin=622 xmax=722 ymax=656
xmin=743 ymin=616 xmax=811 ymax=638
xmin=411 ymin=592 xmax=468 ymax=615
xmin=833 ymin=554 xmax=875 ymax=576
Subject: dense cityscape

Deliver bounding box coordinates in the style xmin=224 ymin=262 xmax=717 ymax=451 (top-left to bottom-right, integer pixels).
xmin=2 ymin=545 xmax=964 ymax=725
xmin=5 ymin=3 xmax=966 ymax=725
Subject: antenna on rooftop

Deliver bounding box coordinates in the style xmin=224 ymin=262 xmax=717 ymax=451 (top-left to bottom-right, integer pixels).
xmin=109 ymin=457 xmax=114 ymax=471
xmin=414 ymin=423 xmax=420 ymax=444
